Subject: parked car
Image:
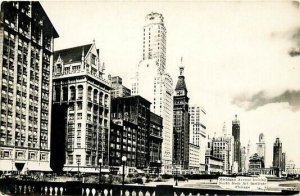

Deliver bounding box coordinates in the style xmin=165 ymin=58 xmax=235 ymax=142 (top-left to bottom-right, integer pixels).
xmin=174 ymin=175 xmax=186 ymax=181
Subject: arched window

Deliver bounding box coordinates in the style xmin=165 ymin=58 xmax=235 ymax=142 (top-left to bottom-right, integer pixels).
xmin=56 ymin=63 xmax=62 ymax=74
xmin=77 ymin=85 xmax=83 ymax=100
xmin=87 ymin=86 xmax=92 ymax=101
xmin=54 ymin=86 xmax=60 ymax=101
xmin=93 ymin=89 xmax=98 ymax=103
xmin=104 ymin=94 xmax=109 ymax=107
xmin=62 ymin=86 xmax=68 ymax=101
xmin=70 ymin=86 xmax=76 ymax=100
xmin=99 ymin=92 xmax=103 ymax=105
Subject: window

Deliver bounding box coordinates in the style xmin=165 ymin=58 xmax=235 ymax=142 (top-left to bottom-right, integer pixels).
xmin=70 ymin=86 xmax=76 ymax=100
xmin=77 ymin=85 xmax=83 ymax=100
xmin=62 ymin=87 xmax=68 ymax=101
xmin=91 ymin=54 xmax=96 ymax=65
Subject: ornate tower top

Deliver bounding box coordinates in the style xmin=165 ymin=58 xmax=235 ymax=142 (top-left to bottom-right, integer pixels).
xmin=179 ymin=57 xmax=184 ymax=76
xmin=259 ymin=133 xmax=265 ymax=143
xmin=145 ymin=12 xmax=164 ymax=26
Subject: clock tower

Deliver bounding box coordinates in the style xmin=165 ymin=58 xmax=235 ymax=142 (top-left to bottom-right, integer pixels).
xmin=173 ymin=59 xmax=190 ymax=172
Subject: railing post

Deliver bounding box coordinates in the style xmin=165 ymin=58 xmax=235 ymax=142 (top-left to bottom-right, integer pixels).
xmin=156 ymin=185 xmax=174 ymax=196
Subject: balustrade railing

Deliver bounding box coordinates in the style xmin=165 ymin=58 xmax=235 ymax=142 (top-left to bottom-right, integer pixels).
xmin=0 ymin=179 xmax=298 ymax=196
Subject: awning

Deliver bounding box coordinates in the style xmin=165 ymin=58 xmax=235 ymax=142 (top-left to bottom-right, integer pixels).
xmin=26 ymin=161 xmax=52 ymax=172
xmin=0 ymin=160 xmax=17 ymax=171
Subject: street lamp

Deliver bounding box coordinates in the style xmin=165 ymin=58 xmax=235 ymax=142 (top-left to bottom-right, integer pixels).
xmin=77 ymin=160 xmax=80 ymax=179
xmin=121 ymin=156 xmax=127 ymax=186
xmin=157 ymin=160 xmax=161 ymax=177
xmin=98 ymin=158 xmax=103 ymax=184
xmin=175 ymin=166 xmax=178 ymax=186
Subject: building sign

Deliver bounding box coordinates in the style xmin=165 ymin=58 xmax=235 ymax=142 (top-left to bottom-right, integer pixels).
xmin=218 ymin=176 xmax=267 ymax=191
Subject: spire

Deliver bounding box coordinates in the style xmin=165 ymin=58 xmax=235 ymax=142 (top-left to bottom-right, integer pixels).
xmin=175 ymin=57 xmax=187 ymax=91
xmin=179 ymin=57 xmax=184 ymax=76
xmin=222 ymin=122 xmax=227 ymax=136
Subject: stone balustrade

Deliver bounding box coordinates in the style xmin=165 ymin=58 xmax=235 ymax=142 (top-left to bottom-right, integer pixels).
xmin=0 ymin=179 xmax=298 ymax=196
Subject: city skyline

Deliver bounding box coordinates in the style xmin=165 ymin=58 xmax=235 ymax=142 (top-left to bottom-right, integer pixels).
xmin=41 ymin=1 xmax=300 ymax=167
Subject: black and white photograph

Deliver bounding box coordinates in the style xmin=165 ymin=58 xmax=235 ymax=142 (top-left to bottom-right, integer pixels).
xmin=0 ymin=1 xmax=300 ymax=195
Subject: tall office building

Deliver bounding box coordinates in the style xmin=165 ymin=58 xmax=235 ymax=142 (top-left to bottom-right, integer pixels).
xmin=273 ymin=137 xmax=282 ymax=169
xmin=256 ymin=133 xmax=266 ymax=166
xmin=173 ymin=65 xmax=190 ymax=172
xmin=110 ymin=95 xmax=163 ymax=170
xmin=131 ymin=12 xmax=173 ymax=174
xmin=240 ymin=146 xmax=246 ymax=172
xmin=232 ymin=114 xmax=241 ymax=172
xmin=220 ymin=123 xmax=235 ymax=174
xmin=281 ymin=152 xmax=286 ymax=172
xmin=51 ymin=42 xmax=111 ymax=173
xmin=189 ymin=105 xmax=207 ymax=173
xmin=142 ymin=12 xmax=166 ymax=74
xmin=0 ymin=2 xmax=58 ymax=172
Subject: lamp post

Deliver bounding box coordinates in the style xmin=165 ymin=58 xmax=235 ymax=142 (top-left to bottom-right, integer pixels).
xmin=121 ymin=156 xmax=127 ymax=186
xmin=175 ymin=166 xmax=178 ymax=186
xmin=98 ymin=158 xmax=103 ymax=184
xmin=77 ymin=160 xmax=80 ymax=179
xmin=157 ymin=160 xmax=161 ymax=177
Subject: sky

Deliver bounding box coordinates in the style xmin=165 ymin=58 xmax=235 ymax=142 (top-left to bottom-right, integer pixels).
xmin=42 ymin=1 xmax=300 ymax=167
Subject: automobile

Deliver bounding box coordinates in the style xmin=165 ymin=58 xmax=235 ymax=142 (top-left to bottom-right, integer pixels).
xmin=174 ymin=175 xmax=186 ymax=181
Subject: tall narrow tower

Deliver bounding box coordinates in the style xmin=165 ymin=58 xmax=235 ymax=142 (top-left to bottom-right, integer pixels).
xmin=173 ymin=61 xmax=190 ymax=171
xmin=142 ymin=12 xmax=166 ymax=73
xmin=131 ymin=12 xmax=174 ymax=174
xmin=273 ymin=138 xmax=282 ymax=169
xmin=256 ymin=133 xmax=266 ymax=166
xmin=232 ymin=114 xmax=241 ymax=172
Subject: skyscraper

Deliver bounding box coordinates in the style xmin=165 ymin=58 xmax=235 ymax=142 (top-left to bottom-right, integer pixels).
xmin=232 ymin=114 xmax=241 ymax=172
xmin=189 ymin=105 xmax=207 ymax=173
xmin=173 ymin=64 xmax=190 ymax=172
xmin=273 ymin=137 xmax=282 ymax=169
xmin=51 ymin=42 xmax=111 ymax=172
xmin=281 ymin=152 xmax=286 ymax=172
xmin=241 ymin=146 xmax=246 ymax=172
xmin=256 ymin=133 xmax=266 ymax=166
xmin=131 ymin=12 xmax=173 ymax=174
xmin=0 ymin=2 xmax=58 ymax=172
xmin=142 ymin=12 xmax=166 ymax=74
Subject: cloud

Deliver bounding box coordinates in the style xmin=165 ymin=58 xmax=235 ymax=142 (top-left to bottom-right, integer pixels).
xmin=232 ymin=90 xmax=300 ymax=111
xmin=288 ymin=27 xmax=300 ymax=57
xmin=288 ymin=48 xmax=300 ymax=57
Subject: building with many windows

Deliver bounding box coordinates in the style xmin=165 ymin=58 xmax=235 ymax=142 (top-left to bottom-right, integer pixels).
xmin=273 ymin=137 xmax=283 ymax=170
xmin=51 ymin=42 xmax=111 ymax=173
xmin=110 ymin=76 xmax=131 ymax=99
xmin=188 ymin=143 xmax=200 ymax=174
xmin=173 ymin=64 xmax=190 ymax=172
xmin=256 ymin=133 xmax=266 ymax=166
xmin=131 ymin=12 xmax=173 ymax=174
xmin=109 ymin=119 xmax=138 ymax=173
xmin=205 ymin=155 xmax=224 ymax=174
xmin=189 ymin=105 xmax=207 ymax=172
xmin=232 ymin=114 xmax=241 ymax=172
xmin=248 ymin=153 xmax=265 ymax=175
xmin=0 ymin=2 xmax=58 ymax=172
xmin=110 ymin=95 xmax=162 ymax=170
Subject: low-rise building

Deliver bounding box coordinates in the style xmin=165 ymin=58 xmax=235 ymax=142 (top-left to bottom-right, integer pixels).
xmin=110 ymin=76 xmax=131 ymax=98
xmin=188 ymin=143 xmax=200 ymax=174
xmin=205 ymin=155 xmax=223 ymax=174
xmin=248 ymin=153 xmax=265 ymax=175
